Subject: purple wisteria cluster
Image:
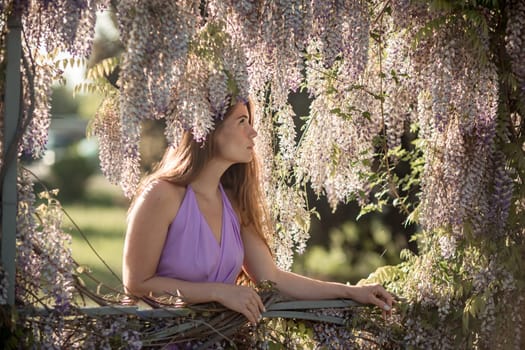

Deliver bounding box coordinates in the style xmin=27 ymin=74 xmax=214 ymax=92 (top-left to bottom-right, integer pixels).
xmin=383 ymin=30 xmax=417 ymax=150
xmin=88 ymin=94 xmax=132 ymax=194
xmin=117 ymin=0 xmax=198 ymax=122
xmin=4 ymin=0 xmax=101 ymax=160
xmin=294 ymin=2 xmax=372 ymax=209
xmin=364 ymin=1 xmax=524 ymax=348
xmin=505 ymin=0 xmax=525 ymax=99
xmin=312 ymin=309 xmax=357 ymax=349
xmin=16 ymin=170 xmax=77 ymax=338
xmin=408 ymin=16 xmax=500 ymax=239
xmin=113 ymin=0 xmax=200 ymax=197
xmin=21 ymin=0 xmax=101 ymax=58
xmin=19 ymin=54 xmax=56 ymax=159
xmin=310 ymin=306 xmax=403 ymax=350
xmin=12 ymin=170 xmax=144 ymax=348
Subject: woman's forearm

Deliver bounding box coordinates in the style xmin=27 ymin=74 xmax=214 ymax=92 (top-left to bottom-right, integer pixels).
xmin=125 ymin=276 xmax=266 ymax=324
xmin=271 ymin=270 xmax=393 ymax=313
xmin=271 ymin=270 xmax=350 ymax=300
xmin=125 ymin=276 xmax=226 ymax=304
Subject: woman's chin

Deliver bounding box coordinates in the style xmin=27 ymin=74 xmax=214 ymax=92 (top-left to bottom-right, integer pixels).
xmin=240 ymin=155 xmax=253 ymax=163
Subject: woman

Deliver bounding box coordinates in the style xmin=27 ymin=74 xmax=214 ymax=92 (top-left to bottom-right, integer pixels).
xmin=122 ymin=98 xmax=394 ymax=325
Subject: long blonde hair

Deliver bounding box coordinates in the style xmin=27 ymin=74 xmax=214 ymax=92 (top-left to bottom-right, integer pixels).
xmin=131 ymin=100 xmax=273 ymax=249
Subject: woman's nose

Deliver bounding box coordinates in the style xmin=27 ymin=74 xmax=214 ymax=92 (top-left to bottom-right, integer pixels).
xmin=249 ymin=125 xmax=258 ymax=138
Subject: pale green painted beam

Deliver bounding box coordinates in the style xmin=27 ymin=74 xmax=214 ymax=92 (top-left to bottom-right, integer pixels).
xmin=1 ymin=10 xmax=22 ymax=306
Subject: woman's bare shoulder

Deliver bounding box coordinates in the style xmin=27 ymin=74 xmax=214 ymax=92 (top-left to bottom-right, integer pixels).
xmin=131 ymin=180 xmax=186 ymax=222
xmin=143 ymin=179 xmax=185 ymax=199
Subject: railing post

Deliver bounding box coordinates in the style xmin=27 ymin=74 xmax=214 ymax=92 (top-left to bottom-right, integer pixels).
xmin=1 ymin=8 xmax=22 ymax=306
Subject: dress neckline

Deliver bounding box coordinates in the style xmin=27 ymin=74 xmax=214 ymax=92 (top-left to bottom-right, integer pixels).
xmin=188 ymin=184 xmax=225 ymax=247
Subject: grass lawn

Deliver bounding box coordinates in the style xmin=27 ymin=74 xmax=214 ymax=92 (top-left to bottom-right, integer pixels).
xmin=62 ymin=204 xmax=127 ymax=291
xmin=60 ymin=175 xmax=129 ymax=293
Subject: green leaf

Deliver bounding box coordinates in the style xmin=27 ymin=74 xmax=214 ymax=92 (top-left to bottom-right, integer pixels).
xmin=357 ymin=204 xmax=379 ymax=220
xmin=462 ymin=310 xmax=470 ymax=334
xmin=400 ymin=248 xmax=415 ymax=261
xmin=269 ymin=342 xmax=284 ymax=350
xmin=366 ymin=265 xmax=402 ymax=284
xmin=97 ymin=61 xmax=105 ymax=78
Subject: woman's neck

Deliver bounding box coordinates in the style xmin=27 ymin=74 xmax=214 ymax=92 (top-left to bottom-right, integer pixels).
xmin=191 ymin=158 xmax=230 ymax=198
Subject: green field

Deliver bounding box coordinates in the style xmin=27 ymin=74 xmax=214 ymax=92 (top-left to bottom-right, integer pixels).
xmin=63 ymin=204 xmax=127 ymax=289
xmin=60 ymin=175 xmax=129 ymax=293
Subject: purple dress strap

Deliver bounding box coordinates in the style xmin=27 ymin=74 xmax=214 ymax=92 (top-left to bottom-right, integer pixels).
xmin=155 ymin=184 xmax=244 ymax=284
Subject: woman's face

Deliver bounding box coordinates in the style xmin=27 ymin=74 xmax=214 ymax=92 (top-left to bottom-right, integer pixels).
xmin=214 ymin=102 xmax=257 ymax=164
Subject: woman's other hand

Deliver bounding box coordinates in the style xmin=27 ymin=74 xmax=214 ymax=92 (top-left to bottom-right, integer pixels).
xmin=346 ymin=283 xmax=394 ymax=319
xmin=213 ymin=284 xmax=266 ymax=325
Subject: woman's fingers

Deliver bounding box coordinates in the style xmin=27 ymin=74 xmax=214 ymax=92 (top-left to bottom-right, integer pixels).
xmin=243 ymin=307 xmax=257 ymax=325
xmin=247 ymin=301 xmax=261 ymax=324
xmin=243 ymin=288 xmax=265 ymax=324
xmin=367 ymin=284 xmax=394 ymax=318
xmin=217 ymin=284 xmax=266 ymax=324
xmin=369 ymin=292 xmax=388 ymax=310
xmin=256 ymin=293 xmax=266 ymax=313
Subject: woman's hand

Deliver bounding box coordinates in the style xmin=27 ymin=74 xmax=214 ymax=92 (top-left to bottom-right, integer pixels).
xmin=213 ymin=284 xmax=266 ymax=325
xmin=346 ymin=283 xmax=394 ymax=319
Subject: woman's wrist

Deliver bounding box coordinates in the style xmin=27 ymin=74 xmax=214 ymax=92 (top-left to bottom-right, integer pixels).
xmin=330 ymin=281 xmax=355 ymax=299
xmin=209 ymin=282 xmax=224 ymax=303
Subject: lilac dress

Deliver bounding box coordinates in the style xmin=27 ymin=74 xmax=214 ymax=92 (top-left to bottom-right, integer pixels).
xmin=156 ymin=184 xmax=244 ymax=284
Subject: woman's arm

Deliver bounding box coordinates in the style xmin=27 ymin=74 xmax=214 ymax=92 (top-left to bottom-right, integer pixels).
xmin=122 ymin=181 xmax=265 ymax=324
xmin=241 ymin=226 xmax=394 ymax=315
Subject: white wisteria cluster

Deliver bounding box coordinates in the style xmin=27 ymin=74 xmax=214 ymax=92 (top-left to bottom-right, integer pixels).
xmin=21 ymin=0 xmax=99 ymax=58
xmin=295 ymin=2 xmax=372 ymax=209
xmin=271 ymin=182 xmax=311 ymax=270
xmin=249 ymin=97 xmax=311 ymax=271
